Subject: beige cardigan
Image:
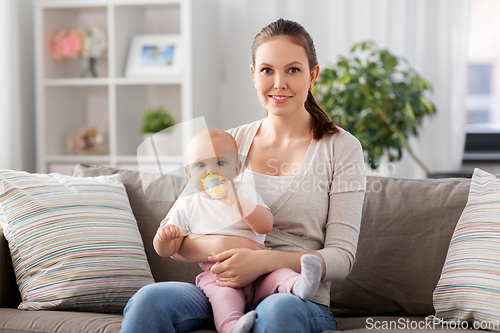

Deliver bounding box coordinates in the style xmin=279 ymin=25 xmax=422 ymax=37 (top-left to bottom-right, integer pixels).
xmin=229 ymin=119 xmax=366 ymax=306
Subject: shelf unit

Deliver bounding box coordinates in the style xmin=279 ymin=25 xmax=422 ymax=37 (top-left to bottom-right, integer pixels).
xmin=35 ymin=0 xmax=218 ymax=174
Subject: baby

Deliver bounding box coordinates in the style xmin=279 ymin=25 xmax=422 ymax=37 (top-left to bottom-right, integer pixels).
xmin=154 ymin=128 xmax=322 ymax=333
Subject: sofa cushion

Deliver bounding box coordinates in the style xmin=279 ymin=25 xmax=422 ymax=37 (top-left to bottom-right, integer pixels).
xmin=329 ymin=175 xmax=471 ymax=317
xmin=72 ymin=164 xmax=202 ymax=284
xmin=0 ymin=308 xmax=122 ymax=333
xmin=0 ymin=169 xmax=154 ymax=312
xmin=433 ymin=168 xmax=500 ymax=325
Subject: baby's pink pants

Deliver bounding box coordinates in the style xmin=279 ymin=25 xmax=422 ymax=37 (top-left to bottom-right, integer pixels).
xmin=196 ymin=262 xmax=300 ymax=333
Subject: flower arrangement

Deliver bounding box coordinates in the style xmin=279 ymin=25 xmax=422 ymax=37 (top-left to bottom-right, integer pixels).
xmin=50 ymin=26 xmax=107 ymax=61
xmin=81 ymin=27 xmax=107 ymax=59
xmin=50 ymin=29 xmax=84 ymax=60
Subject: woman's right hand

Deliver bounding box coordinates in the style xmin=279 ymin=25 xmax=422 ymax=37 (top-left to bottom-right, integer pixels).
xmin=173 ymin=234 xmax=269 ymax=263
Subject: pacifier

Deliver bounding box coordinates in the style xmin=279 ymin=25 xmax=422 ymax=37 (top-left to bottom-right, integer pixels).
xmin=202 ymin=174 xmax=227 ymax=199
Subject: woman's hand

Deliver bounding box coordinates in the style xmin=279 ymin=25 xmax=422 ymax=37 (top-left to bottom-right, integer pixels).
xmin=173 ymin=234 xmax=269 ymax=263
xmin=209 ymin=248 xmax=270 ymax=288
xmin=210 ymin=249 xmax=326 ymax=288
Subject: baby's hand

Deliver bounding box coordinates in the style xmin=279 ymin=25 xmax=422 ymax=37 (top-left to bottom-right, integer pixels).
xmin=156 ymin=224 xmax=183 ymax=242
xmin=219 ymin=178 xmax=237 ymax=207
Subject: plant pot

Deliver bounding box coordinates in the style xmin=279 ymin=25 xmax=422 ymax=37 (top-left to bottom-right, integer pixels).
xmin=142 ymin=131 xmax=181 ymax=157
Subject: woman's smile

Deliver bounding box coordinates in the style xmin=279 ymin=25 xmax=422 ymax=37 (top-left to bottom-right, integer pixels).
xmin=268 ymin=94 xmax=293 ymax=103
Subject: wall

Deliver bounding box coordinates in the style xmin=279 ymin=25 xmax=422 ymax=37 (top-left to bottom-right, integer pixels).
xmin=18 ymin=0 xmax=36 ymax=172
xmin=11 ymin=0 xmax=500 ymax=175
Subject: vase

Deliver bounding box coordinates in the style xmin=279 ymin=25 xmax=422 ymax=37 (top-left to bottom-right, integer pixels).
xmin=81 ymin=57 xmax=97 ymax=78
xmin=142 ymin=131 xmax=181 ymax=157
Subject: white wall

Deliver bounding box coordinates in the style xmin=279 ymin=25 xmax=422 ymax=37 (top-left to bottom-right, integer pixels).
xmin=213 ymin=0 xmax=428 ymax=130
xmin=214 ymin=0 xmax=357 ymax=130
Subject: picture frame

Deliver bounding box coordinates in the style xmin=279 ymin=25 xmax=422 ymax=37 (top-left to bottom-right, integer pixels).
xmin=125 ymin=34 xmax=182 ymax=77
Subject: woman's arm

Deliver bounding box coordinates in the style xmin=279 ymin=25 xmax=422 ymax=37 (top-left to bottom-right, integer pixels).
xmin=172 ymin=234 xmax=269 ymax=263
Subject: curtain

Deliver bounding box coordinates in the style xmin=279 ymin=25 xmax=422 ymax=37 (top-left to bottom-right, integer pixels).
xmin=216 ymin=0 xmax=471 ymax=178
xmin=0 ymin=0 xmax=20 ymax=170
xmin=324 ymin=0 xmax=472 ymax=178
xmin=0 ymin=0 xmax=14 ymax=169
xmin=0 ymin=0 xmax=35 ymax=172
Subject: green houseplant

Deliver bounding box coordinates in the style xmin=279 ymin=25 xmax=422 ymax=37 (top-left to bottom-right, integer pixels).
xmin=313 ymin=41 xmax=436 ymax=175
xmin=140 ymin=106 xmax=178 ymax=156
xmin=140 ymin=106 xmax=177 ymax=134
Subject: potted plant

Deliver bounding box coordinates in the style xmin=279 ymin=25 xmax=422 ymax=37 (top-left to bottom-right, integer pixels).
xmin=313 ymin=41 xmax=436 ymax=175
xmin=140 ymin=106 xmax=179 ymax=156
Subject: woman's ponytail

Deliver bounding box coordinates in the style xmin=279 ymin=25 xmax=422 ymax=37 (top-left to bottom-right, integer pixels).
xmin=305 ymin=91 xmax=338 ymax=140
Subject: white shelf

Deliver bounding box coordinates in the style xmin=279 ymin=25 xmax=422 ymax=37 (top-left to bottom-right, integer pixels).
xmin=44 ymin=77 xmax=183 ymax=86
xmin=44 ymin=78 xmax=110 ymax=86
xmin=35 ymin=0 xmax=218 ymax=175
xmin=114 ymin=77 xmax=183 ymax=85
xmin=45 ymin=155 xmax=184 ymax=164
xmin=117 ymin=155 xmax=184 ymax=163
xmin=46 ymin=155 xmax=111 ymax=163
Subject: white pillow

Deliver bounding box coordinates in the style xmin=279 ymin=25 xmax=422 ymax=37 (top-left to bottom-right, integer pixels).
xmin=0 ymin=169 xmax=154 ymax=312
xmin=433 ymin=168 xmax=500 ymax=328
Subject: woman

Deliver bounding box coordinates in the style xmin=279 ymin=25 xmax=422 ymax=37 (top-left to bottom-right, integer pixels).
xmin=121 ymin=18 xmax=366 ymax=333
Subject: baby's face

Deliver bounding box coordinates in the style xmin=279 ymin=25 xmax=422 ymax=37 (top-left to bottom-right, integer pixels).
xmin=185 ymin=136 xmax=240 ymax=195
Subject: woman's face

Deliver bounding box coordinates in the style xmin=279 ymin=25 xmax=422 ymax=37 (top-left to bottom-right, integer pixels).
xmin=251 ymin=37 xmax=319 ymax=118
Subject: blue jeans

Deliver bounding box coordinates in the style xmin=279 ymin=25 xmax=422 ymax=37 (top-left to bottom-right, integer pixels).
xmin=121 ymin=282 xmax=337 ymax=333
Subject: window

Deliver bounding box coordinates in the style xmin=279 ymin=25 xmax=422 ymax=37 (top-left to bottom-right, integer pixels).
xmin=464 ymin=0 xmax=500 ymax=161
xmin=467 ymin=64 xmax=493 ymax=125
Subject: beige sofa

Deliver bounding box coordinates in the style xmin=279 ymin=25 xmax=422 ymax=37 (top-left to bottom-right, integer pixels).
xmin=0 ymin=163 xmax=474 ymax=332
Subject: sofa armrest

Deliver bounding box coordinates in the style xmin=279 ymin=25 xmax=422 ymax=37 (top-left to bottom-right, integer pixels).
xmin=0 ymin=229 xmax=21 ymax=308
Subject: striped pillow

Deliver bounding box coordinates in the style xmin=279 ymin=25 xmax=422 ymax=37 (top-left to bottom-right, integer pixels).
xmin=433 ymin=168 xmax=500 ymax=326
xmin=0 ymin=169 xmax=154 ymax=312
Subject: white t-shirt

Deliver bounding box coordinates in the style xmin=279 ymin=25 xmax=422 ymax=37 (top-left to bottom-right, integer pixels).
xmin=163 ymin=180 xmax=269 ymax=245
xmin=240 ymin=169 xmax=294 ymax=207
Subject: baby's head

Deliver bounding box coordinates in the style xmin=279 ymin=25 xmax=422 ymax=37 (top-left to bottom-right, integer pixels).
xmin=184 ymin=128 xmax=241 ymax=195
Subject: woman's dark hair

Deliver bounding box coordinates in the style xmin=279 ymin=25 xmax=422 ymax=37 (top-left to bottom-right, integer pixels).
xmin=252 ymin=18 xmax=338 ymax=139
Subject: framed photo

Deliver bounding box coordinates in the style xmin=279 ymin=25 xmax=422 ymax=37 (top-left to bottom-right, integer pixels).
xmin=125 ymin=34 xmax=182 ymax=77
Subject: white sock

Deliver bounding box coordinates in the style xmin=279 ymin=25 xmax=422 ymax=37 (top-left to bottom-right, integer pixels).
xmin=231 ymin=310 xmax=256 ymax=333
xmin=292 ymin=254 xmax=322 ymax=301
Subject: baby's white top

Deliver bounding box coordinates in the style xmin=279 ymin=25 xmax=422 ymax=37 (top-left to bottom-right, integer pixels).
xmin=162 ymin=181 xmax=269 ymax=245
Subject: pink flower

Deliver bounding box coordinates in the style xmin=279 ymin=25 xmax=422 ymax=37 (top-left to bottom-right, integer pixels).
xmin=50 ymin=29 xmax=84 ymax=61
xmin=50 ymin=30 xmax=66 ymax=60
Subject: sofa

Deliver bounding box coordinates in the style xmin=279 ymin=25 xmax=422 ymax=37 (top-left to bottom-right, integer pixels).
xmin=0 ymin=163 xmax=477 ymax=332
